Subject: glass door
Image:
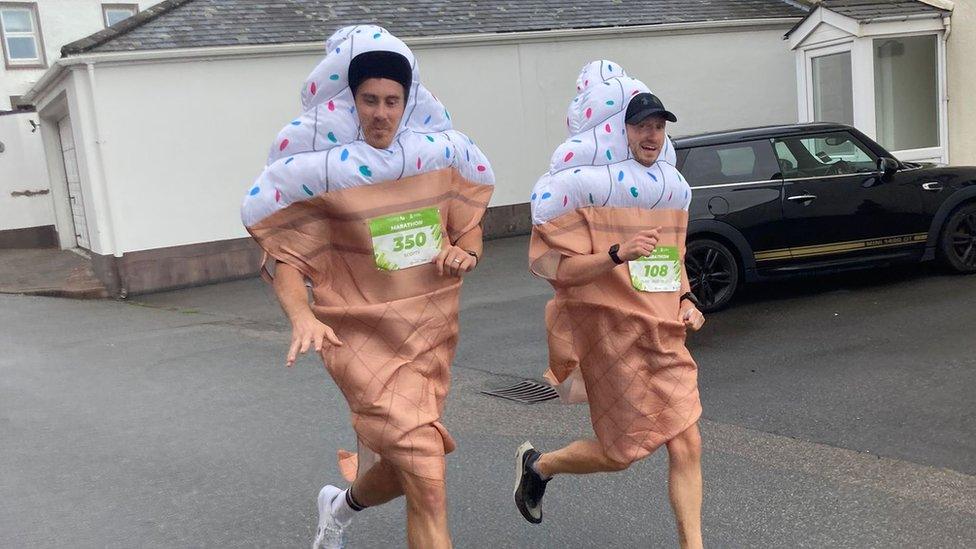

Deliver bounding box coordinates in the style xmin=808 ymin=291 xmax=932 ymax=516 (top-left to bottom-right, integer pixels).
xmin=808 ymin=46 xmax=854 ymax=125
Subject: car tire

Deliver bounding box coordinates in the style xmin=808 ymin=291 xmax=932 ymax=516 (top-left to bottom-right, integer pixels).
xmin=938 ymin=202 xmax=976 ymax=274
xmin=685 ymin=238 xmax=740 ymax=312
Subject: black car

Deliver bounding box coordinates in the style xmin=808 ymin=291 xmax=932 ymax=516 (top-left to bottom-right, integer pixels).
xmin=674 ymin=123 xmax=976 ymax=312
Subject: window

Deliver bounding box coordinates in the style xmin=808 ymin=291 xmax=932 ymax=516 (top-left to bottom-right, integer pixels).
xmin=811 ymin=51 xmax=853 ymax=125
xmin=679 ymin=141 xmax=781 ymax=187
xmin=0 ymin=3 xmax=45 ymax=68
xmin=102 ymin=3 xmax=137 ymax=27
xmin=774 ymin=132 xmax=878 ymax=179
xmin=874 ymin=35 xmax=939 ymax=152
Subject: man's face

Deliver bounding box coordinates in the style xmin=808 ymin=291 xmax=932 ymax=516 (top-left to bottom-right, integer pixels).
xmin=626 ymin=115 xmax=667 ymax=167
xmin=354 ymin=78 xmax=406 ymax=149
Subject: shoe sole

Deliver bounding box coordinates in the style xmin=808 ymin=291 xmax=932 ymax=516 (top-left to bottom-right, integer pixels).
xmin=513 ymin=441 xmax=542 ymax=524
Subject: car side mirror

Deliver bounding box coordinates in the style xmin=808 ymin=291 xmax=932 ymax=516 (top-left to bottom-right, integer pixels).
xmin=878 ymin=157 xmax=898 ymax=181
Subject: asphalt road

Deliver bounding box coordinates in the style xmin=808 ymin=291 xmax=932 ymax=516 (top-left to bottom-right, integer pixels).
xmin=2 ymin=235 xmax=974 ymax=548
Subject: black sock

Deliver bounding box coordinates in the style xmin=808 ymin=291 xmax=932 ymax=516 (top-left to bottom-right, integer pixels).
xmin=345 ymin=488 xmax=367 ymax=512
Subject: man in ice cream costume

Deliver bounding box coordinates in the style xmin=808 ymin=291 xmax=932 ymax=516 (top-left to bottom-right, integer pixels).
xmin=512 ymin=61 xmax=706 ymax=549
xmin=241 ymin=25 xmax=494 ymax=549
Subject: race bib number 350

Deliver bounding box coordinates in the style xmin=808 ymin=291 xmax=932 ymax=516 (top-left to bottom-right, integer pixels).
xmin=629 ymin=246 xmax=681 ymax=292
xmin=369 ymin=207 xmax=443 ymax=271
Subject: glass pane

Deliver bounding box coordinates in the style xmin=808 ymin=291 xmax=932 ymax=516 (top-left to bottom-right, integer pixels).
xmin=874 ymin=35 xmax=939 ymax=151
xmin=105 ymin=9 xmax=135 ymax=26
xmin=811 ymin=51 xmax=853 ymax=125
xmin=681 ymin=141 xmax=780 ymax=186
xmin=6 ymin=36 xmax=38 ymax=60
xmin=716 ymin=147 xmax=756 ymax=177
xmin=1 ymin=9 xmax=33 ymax=33
xmin=777 ymin=133 xmax=877 ymax=178
xmin=773 ymin=141 xmax=799 ymax=176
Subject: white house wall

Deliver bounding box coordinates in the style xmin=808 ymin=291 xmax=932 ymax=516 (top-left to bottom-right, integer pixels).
xmin=947 ymin=0 xmax=976 ymax=166
xmin=0 ymin=0 xmax=155 ymax=108
xmin=33 ymin=70 xmax=116 ymax=252
xmin=81 ymin=26 xmax=798 ymax=255
xmin=0 ymin=111 xmax=54 ymax=231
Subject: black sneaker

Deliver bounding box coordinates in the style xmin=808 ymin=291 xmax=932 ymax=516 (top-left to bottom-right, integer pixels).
xmin=513 ymin=441 xmax=550 ymax=524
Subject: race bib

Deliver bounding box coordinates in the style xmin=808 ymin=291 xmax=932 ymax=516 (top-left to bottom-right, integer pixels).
xmin=629 ymin=246 xmax=681 ymax=292
xmin=369 ymin=207 xmax=443 ymax=271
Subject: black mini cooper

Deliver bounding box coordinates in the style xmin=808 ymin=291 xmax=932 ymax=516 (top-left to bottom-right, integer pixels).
xmin=675 ymin=123 xmax=976 ymax=312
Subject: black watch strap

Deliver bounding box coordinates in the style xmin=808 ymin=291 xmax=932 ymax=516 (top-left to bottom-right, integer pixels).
xmin=680 ymin=292 xmax=701 ymax=308
xmin=608 ymin=244 xmax=624 ymax=265
xmin=465 ymin=250 xmax=479 ymax=262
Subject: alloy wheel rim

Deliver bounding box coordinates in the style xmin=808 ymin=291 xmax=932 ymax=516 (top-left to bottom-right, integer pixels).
xmin=686 ymin=246 xmax=734 ymax=308
xmin=951 ymin=212 xmax=976 ymax=268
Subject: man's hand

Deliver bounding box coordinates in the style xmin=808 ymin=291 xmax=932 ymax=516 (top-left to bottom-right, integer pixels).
xmin=286 ymin=311 xmax=343 ymax=366
xmin=680 ymin=306 xmax=705 ymax=331
xmin=432 ymin=245 xmax=477 ymax=277
xmin=618 ymin=227 xmax=662 ymax=261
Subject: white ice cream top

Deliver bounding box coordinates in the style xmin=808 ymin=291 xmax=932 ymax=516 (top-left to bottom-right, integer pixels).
xmin=241 ymin=25 xmax=494 ymax=228
xmin=531 ymin=60 xmax=689 ymax=226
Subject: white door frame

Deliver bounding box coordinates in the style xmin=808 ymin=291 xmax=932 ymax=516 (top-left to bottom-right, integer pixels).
xmin=802 ymin=41 xmax=856 ymax=125
xmin=36 ymin=92 xmax=78 ymax=249
xmin=56 ymin=115 xmax=91 ymax=249
xmin=864 ymin=30 xmax=948 ymax=163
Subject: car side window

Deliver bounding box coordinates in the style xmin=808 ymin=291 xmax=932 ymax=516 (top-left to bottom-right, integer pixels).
xmin=774 ymin=132 xmax=878 ymax=178
xmin=679 ymin=140 xmax=780 ymax=188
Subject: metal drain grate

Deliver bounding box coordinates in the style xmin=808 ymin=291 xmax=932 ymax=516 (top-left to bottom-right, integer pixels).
xmin=481 ymin=380 xmax=558 ymax=404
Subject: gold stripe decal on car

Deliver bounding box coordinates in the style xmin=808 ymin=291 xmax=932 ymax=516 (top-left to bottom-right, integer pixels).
xmin=754 ymin=233 xmax=927 ymax=262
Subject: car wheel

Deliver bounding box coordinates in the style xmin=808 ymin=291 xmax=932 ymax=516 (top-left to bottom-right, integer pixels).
xmin=685 ymin=238 xmax=740 ymax=312
xmin=939 ymin=202 xmax=976 ymax=273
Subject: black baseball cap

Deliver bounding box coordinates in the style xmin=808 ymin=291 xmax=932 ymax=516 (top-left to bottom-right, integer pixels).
xmin=625 ymin=92 xmax=677 ymax=125
xmin=349 ymin=50 xmax=412 ymax=101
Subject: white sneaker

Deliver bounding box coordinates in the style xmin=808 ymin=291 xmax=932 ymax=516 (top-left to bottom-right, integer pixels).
xmin=311 ymin=485 xmax=347 ymax=549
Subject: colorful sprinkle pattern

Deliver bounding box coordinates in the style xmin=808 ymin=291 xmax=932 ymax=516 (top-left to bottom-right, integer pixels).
xmin=531 ymin=60 xmax=690 ymax=225
xmin=242 ymin=25 xmax=494 ymax=228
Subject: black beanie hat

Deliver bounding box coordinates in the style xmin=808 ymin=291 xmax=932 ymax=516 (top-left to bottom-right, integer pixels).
xmin=348 ymin=50 xmax=412 ymax=102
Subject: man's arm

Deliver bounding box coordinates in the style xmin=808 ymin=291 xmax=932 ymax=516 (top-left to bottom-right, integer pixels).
xmin=432 ymin=225 xmax=484 ymax=277
xmin=554 ymin=228 xmax=661 ymax=287
xmin=272 ymin=262 xmax=343 ymax=366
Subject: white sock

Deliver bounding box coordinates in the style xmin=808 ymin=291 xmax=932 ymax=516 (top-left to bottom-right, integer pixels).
xmin=330 ymin=489 xmax=357 ymax=525
xmin=530 ymin=459 xmax=553 ymax=481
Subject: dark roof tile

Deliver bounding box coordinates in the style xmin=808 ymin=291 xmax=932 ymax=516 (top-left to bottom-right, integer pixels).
xmin=62 ymin=0 xmax=808 ymax=55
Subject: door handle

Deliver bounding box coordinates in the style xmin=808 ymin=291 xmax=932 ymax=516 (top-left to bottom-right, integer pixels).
xmin=787 ymin=194 xmax=817 ymax=202
xmin=922 ymin=182 xmax=943 ymax=192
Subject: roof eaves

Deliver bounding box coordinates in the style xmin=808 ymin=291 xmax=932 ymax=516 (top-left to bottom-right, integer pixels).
xmin=60 ymin=0 xmax=196 ymax=56
xmin=784 ymin=3 xmax=818 ymax=38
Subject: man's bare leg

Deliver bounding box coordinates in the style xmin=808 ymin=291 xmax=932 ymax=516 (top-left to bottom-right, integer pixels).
xmin=350 ymin=460 xmax=403 ymax=507
xmin=666 ymin=423 xmax=703 ymax=549
xmin=534 ymin=438 xmax=631 ymax=477
xmin=396 ymin=467 xmax=451 ymax=549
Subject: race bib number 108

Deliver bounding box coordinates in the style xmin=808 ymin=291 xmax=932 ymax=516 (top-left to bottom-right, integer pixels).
xmin=629 ymin=246 xmax=681 ymax=292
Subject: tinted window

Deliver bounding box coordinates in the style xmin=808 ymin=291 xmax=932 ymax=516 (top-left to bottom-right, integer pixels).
xmin=774 ymin=132 xmax=878 ymax=178
xmin=679 ymin=140 xmax=780 ymax=187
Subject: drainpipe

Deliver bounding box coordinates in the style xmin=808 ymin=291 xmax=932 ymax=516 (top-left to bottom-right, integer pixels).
xmin=85 ymin=62 xmax=127 ymax=298
xmin=941 ymin=15 xmax=951 ymax=164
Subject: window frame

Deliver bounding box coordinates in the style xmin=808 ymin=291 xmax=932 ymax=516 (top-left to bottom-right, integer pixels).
xmin=102 ymin=3 xmax=138 ymax=28
xmin=0 ymin=2 xmax=46 ymax=70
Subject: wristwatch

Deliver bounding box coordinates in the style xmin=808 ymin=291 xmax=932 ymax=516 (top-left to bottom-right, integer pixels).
xmin=608 ymin=244 xmax=624 ymax=265
xmin=465 ymin=250 xmax=479 ymax=264
xmin=680 ymin=292 xmax=701 ymax=308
